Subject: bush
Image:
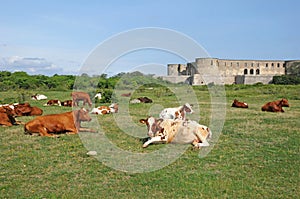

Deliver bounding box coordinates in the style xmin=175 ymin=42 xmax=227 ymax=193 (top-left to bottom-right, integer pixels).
xmin=272 ymin=75 xmax=300 ymax=85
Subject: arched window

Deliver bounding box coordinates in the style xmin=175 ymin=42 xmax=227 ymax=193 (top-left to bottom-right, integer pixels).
xmin=277 ymin=63 xmax=280 ymax=67
xmin=244 ymin=69 xmax=248 ymax=75
xmin=266 ymin=63 xmax=268 ymax=67
xmin=271 ymin=63 xmax=274 ymax=67
xmin=256 ymin=69 xmax=260 ymax=75
xmin=250 ymin=69 xmax=254 ymax=75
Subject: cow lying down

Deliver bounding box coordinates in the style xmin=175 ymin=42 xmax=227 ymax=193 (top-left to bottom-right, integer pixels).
xmin=24 ymin=108 xmax=95 ymax=137
xmin=140 ymin=117 xmax=212 ymax=148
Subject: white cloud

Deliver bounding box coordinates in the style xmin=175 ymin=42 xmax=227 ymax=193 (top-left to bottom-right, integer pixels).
xmin=0 ymin=56 xmax=64 ymax=75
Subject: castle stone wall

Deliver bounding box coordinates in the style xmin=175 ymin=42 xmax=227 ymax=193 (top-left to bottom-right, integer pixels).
xmin=164 ymin=58 xmax=293 ymax=85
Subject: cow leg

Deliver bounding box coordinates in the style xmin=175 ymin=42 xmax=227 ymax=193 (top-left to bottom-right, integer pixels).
xmin=143 ymin=136 xmax=165 ymax=148
xmin=37 ymin=127 xmax=58 ymax=137
xmin=78 ymin=127 xmax=96 ymax=133
xmin=193 ymin=139 xmax=209 ymax=149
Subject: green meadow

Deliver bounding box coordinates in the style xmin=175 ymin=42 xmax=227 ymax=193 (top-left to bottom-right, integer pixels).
xmin=0 ymin=84 xmax=299 ymax=198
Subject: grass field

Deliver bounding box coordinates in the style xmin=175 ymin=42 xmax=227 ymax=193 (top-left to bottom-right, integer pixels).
xmin=0 ymin=84 xmax=299 ymax=198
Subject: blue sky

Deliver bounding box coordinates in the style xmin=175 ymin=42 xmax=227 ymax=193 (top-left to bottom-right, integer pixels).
xmin=0 ymin=0 xmax=299 ymax=76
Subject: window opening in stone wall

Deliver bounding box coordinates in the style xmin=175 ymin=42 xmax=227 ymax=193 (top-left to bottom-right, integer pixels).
xmin=266 ymin=63 xmax=268 ymax=67
xmin=231 ymin=62 xmax=233 ymax=67
xmin=211 ymin=60 xmax=213 ymax=65
xmin=271 ymin=63 xmax=274 ymax=67
xmin=244 ymin=69 xmax=248 ymax=75
xmin=224 ymin=62 xmax=226 ymax=66
xmin=256 ymin=69 xmax=260 ymax=75
xmin=245 ymin=63 xmax=247 ymax=67
xmin=251 ymin=63 xmax=254 ymax=67
xmin=277 ymin=63 xmax=280 ymax=67
xmin=237 ymin=62 xmax=239 ymax=67
xmin=257 ymin=63 xmax=260 ymax=67
xmin=250 ymin=69 xmax=254 ymax=75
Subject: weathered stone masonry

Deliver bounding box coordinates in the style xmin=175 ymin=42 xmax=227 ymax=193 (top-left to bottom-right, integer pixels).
xmin=163 ymin=58 xmax=299 ymax=85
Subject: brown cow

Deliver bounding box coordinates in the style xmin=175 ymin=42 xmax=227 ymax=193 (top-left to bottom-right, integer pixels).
xmin=13 ymin=103 xmax=43 ymax=116
xmin=24 ymin=108 xmax=95 ymax=137
xmin=231 ymin=99 xmax=248 ymax=108
xmin=30 ymin=106 xmax=43 ymax=116
xmin=0 ymin=107 xmax=22 ymax=126
xmin=121 ymin=92 xmax=131 ymax=97
xmin=71 ymin=91 xmax=92 ymax=107
xmin=261 ymin=98 xmax=289 ymax=112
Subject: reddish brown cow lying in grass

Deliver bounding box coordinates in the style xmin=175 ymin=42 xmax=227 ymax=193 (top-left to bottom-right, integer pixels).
xmin=0 ymin=102 xmax=43 ymax=117
xmin=0 ymin=107 xmax=21 ymax=126
xmin=261 ymin=98 xmax=289 ymax=112
xmin=24 ymin=108 xmax=95 ymax=137
xmin=231 ymin=99 xmax=248 ymax=108
xmin=14 ymin=103 xmax=43 ymax=116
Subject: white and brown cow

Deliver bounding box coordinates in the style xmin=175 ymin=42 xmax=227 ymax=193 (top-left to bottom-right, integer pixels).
xmin=44 ymin=99 xmax=61 ymax=106
xmin=90 ymin=103 xmax=118 ymax=115
xmin=159 ymin=103 xmax=194 ymax=121
xmin=140 ymin=116 xmax=211 ymax=148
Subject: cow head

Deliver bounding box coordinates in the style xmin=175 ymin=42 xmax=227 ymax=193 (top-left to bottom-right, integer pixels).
xmin=183 ymin=103 xmax=194 ymax=114
xmin=281 ymin=98 xmax=289 ymax=107
xmin=75 ymin=108 xmax=92 ymax=122
xmin=140 ymin=116 xmax=164 ymax=137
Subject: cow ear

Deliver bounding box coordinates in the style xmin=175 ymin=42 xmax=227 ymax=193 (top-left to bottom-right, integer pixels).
xmin=139 ymin=119 xmax=146 ymax=124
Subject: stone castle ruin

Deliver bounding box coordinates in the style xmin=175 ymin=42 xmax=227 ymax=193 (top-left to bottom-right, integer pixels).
xmin=163 ymin=58 xmax=299 ymax=85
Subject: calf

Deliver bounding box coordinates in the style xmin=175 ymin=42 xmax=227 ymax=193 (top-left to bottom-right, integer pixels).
xmin=71 ymin=91 xmax=92 ymax=107
xmin=138 ymin=97 xmax=153 ymax=103
xmin=0 ymin=106 xmax=22 ymax=126
xmin=140 ymin=116 xmax=211 ymax=148
xmin=44 ymin=99 xmax=61 ymax=106
xmin=24 ymin=108 xmax=95 ymax=137
xmin=31 ymin=94 xmax=47 ymax=100
xmin=62 ymin=100 xmax=73 ymax=107
xmin=231 ymin=99 xmax=248 ymax=108
xmin=121 ymin=92 xmax=131 ymax=97
xmin=159 ymin=103 xmax=194 ymax=120
xmin=261 ymin=99 xmax=289 ymax=112
xmin=91 ymin=103 xmax=119 ymax=115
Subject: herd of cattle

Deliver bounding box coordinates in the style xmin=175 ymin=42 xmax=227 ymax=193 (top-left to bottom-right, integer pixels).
xmin=0 ymin=90 xmax=290 ymax=148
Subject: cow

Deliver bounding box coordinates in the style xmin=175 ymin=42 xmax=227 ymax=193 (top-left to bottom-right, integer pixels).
xmin=10 ymin=103 xmax=42 ymax=116
xmin=71 ymin=91 xmax=92 ymax=107
xmin=44 ymin=99 xmax=61 ymax=106
xmin=0 ymin=112 xmax=19 ymax=126
xmin=130 ymin=97 xmax=153 ymax=104
xmin=0 ymin=107 xmax=22 ymax=126
xmin=94 ymin=92 xmax=102 ymax=100
xmin=261 ymin=98 xmax=289 ymax=112
xmin=159 ymin=103 xmax=194 ymax=120
xmin=138 ymin=97 xmax=153 ymax=103
xmin=91 ymin=103 xmax=119 ymax=115
xmin=275 ymin=98 xmax=289 ymax=107
xmin=31 ymin=94 xmax=47 ymax=100
xmin=29 ymin=106 xmax=43 ymax=116
xmin=24 ymin=108 xmax=95 ymax=137
xmin=109 ymin=103 xmax=119 ymax=113
xmin=91 ymin=106 xmax=111 ymax=115
xmin=231 ymin=99 xmax=248 ymax=108
xmin=140 ymin=117 xmax=211 ymax=148
xmin=121 ymin=92 xmax=131 ymax=97
xmin=61 ymin=100 xmax=73 ymax=107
